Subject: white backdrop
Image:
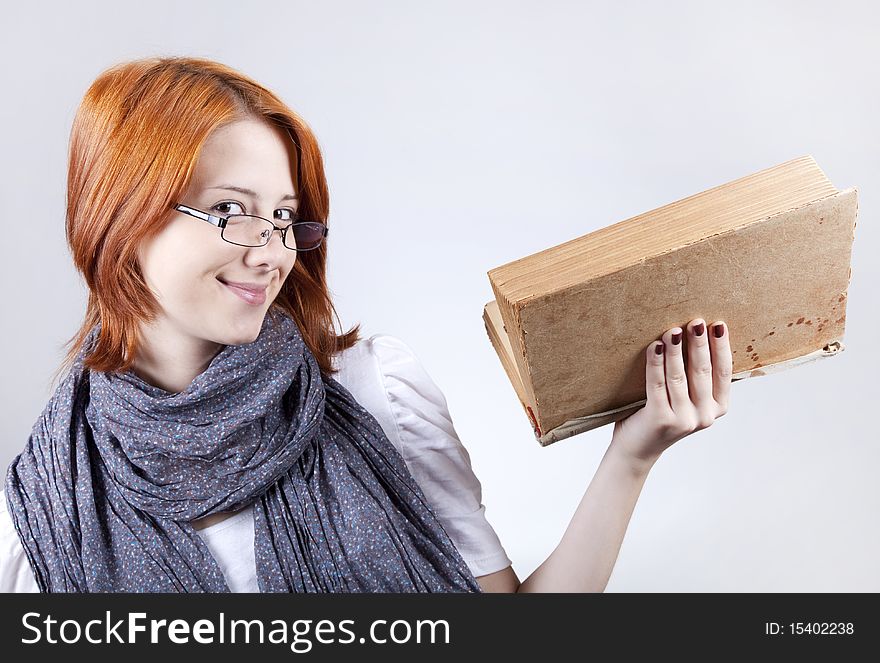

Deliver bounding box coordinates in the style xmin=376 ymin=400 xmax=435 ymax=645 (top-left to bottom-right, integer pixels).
xmin=2 ymin=0 xmax=877 ymax=591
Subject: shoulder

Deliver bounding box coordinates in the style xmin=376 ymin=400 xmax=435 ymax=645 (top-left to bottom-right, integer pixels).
xmin=332 ymin=333 xmax=420 ymax=379
xmin=329 ymin=334 xmax=423 ymax=442
xmin=331 ymin=333 xmax=454 ymax=454
xmin=0 ymin=486 xmax=41 ymax=592
xmin=335 ymin=333 xmax=449 ymax=411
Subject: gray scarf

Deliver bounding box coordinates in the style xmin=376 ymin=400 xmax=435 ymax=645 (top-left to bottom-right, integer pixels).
xmin=4 ymin=307 xmax=482 ymax=592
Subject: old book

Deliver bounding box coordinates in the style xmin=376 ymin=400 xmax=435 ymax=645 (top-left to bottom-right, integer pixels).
xmin=483 ymin=156 xmax=858 ymax=446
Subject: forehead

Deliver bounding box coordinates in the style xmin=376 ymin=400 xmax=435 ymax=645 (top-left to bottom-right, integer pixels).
xmin=191 ymin=119 xmax=298 ymax=196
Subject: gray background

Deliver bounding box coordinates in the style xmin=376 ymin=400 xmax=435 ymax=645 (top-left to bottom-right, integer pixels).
xmin=2 ymin=0 xmax=877 ymax=591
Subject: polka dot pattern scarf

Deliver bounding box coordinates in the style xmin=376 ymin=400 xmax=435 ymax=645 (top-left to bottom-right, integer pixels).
xmin=4 ymin=308 xmax=482 ymax=593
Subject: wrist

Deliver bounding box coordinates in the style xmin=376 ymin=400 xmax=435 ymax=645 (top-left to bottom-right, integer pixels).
xmin=607 ymin=435 xmax=660 ymax=476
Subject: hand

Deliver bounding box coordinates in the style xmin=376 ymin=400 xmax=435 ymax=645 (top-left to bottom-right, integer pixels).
xmin=610 ymin=318 xmax=733 ymax=470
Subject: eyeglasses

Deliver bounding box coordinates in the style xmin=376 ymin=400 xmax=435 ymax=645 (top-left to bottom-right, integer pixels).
xmin=173 ymin=203 xmax=329 ymax=251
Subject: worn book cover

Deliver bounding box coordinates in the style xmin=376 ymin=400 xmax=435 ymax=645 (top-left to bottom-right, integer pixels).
xmin=483 ymin=156 xmax=858 ymax=446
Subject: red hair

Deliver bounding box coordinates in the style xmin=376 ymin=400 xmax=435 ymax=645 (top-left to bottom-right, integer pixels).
xmin=53 ymin=56 xmax=360 ymax=387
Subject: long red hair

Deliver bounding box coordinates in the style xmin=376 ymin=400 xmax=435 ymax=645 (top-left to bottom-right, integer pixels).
xmin=53 ymin=56 xmax=360 ymax=387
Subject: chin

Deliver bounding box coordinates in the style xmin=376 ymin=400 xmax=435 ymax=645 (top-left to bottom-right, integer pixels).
xmin=218 ymin=315 xmax=266 ymax=346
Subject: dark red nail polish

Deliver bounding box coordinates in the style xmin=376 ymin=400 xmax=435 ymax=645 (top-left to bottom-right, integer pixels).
xmin=655 ymin=342 xmax=664 ymax=355
xmin=693 ymin=322 xmax=704 ymax=336
xmin=671 ymin=330 xmax=682 ymax=345
xmin=713 ymin=323 xmax=724 ymax=338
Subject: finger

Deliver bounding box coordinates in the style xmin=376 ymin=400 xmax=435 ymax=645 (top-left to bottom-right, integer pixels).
xmin=709 ymin=320 xmax=733 ymax=411
xmin=644 ymin=339 xmax=672 ymax=412
xmin=685 ymin=318 xmax=714 ymax=411
xmin=662 ymin=325 xmax=690 ymax=413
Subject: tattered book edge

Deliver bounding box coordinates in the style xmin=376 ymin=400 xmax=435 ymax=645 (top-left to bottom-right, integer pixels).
xmin=534 ymin=340 xmax=845 ymax=446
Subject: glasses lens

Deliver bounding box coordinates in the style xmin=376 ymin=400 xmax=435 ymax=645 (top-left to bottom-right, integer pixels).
xmin=222 ymin=215 xmax=273 ymax=247
xmin=285 ymin=222 xmax=326 ymax=251
xmin=222 ymin=216 xmax=326 ymax=250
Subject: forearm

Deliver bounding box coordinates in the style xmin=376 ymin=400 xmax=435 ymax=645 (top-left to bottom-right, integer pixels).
xmin=516 ymin=441 xmax=655 ymax=593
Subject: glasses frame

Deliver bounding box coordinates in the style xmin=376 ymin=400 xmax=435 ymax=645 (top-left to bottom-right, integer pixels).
xmin=173 ymin=203 xmax=329 ymax=251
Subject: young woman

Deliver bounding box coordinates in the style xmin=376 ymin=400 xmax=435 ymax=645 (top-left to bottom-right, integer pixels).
xmin=0 ymin=57 xmax=732 ymax=593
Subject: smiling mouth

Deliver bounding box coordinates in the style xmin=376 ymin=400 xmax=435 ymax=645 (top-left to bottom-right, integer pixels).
xmin=218 ymin=278 xmax=268 ymax=306
xmin=216 ymin=277 xmax=269 ymax=294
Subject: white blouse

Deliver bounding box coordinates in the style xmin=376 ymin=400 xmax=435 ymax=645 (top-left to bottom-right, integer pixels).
xmin=0 ymin=333 xmax=512 ymax=592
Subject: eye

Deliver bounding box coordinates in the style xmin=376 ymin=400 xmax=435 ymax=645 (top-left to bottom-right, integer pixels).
xmin=275 ymin=208 xmax=299 ymax=223
xmin=212 ymin=201 xmax=245 ymax=216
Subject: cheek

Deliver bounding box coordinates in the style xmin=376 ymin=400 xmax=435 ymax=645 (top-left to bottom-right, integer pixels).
xmin=142 ymin=244 xmax=225 ymax=305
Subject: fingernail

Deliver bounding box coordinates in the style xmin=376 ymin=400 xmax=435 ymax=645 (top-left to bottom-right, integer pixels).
xmin=693 ymin=322 xmax=705 ymax=337
xmin=655 ymin=342 xmax=664 ymax=355
xmin=713 ymin=323 xmax=724 ymax=338
xmin=671 ymin=330 xmax=682 ymax=345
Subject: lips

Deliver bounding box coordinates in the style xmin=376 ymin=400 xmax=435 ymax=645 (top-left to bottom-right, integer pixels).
xmin=217 ymin=277 xmax=269 ymax=306
xmin=217 ymin=277 xmax=269 ymax=294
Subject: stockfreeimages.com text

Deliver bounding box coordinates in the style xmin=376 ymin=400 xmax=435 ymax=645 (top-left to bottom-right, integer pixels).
xmin=21 ymin=611 xmax=452 ymax=652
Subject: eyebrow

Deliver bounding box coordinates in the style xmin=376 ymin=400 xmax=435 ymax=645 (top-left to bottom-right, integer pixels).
xmin=206 ymin=185 xmax=298 ymax=202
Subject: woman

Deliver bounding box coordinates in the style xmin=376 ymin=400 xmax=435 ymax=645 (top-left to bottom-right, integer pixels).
xmin=0 ymin=56 xmax=732 ymax=593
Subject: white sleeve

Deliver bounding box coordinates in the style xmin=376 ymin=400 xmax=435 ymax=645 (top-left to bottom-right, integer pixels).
xmin=367 ymin=334 xmax=513 ymax=578
xmin=0 ymin=487 xmax=41 ymax=592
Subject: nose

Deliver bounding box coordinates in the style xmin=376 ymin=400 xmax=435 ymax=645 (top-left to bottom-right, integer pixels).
xmin=242 ymin=225 xmax=293 ymax=274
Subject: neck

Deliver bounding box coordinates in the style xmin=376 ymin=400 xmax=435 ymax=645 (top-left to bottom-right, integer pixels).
xmin=130 ymin=320 xmax=224 ymax=394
